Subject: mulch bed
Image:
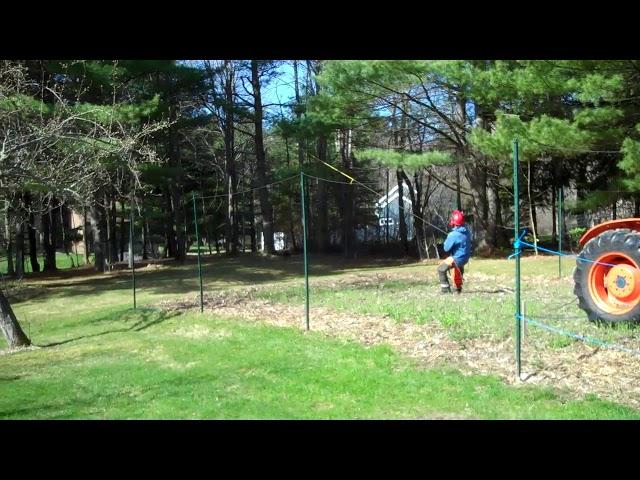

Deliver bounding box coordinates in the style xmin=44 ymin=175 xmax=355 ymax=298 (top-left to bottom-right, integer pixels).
xmin=158 ymin=276 xmax=640 ymax=411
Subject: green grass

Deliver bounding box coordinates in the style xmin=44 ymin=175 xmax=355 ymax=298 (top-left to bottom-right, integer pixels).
xmin=255 ymin=255 xmax=640 ymax=347
xmin=2 ymin=253 xmax=640 ymax=418
xmin=1 ymin=252 xmax=94 ymax=274
xmin=7 ymin=253 xmax=639 ymax=351
xmin=257 ymin=279 xmax=513 ymax=341
xmin=1 ymin=309 xmax=636 ymax=419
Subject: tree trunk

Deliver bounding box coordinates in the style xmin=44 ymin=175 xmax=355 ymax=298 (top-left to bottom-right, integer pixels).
xmin=142 ymin=215 xmax=150 ymax=260
xmin=532 ymin=200 xmax=539 ymax=245
xmin=226 ymin=177 xmax=237 ymax=255
xmin=293 ymin=60 xmax=305 ymax=167
xmin=251 ymin=60 xmax=276 ymax=255
xmin=289 ymin=200 xmax=297 ymax=252
xmin=51 ymin=200 xmax=60 ymax=266
xmin=465 ymin=161 xmax=495 ymax=252
xmin=400 ymin=169 xmax=426 ymax=259
xmin=551 ymin=185 xmax=557 ymax=245
xmin=142 ymin=212 xmax=150 ymax=260
xmin=311 ymin=62 xmax=329 ymax=253
xmin=128 ymin=202 xmax=134 ymax=269
xmin=399 ymin=99 xmax=411 ymax=256
xmin=468 ymin=105 xmax=499 ymax=252
xmin=108 ymin=196 xmax=118 ymax=263
xmin=89 ymin=201 xmax=108 ymax=273
xmin=42 ymin=201 xmax=57 ymax=271
xmin=119 ymin=200 xmax=126 ymax=262
xmin=338 ymin=129 xmax=356 ymax=258
xmin=171 ymin=186 xmax=186 ymax=261
xmin=4 ymin=206 xmax=14 ymax=275
xmin=315 ymin=135 xmax=329 ymax=253
xmin=454 ymin=95 xmax=466 ymax=211
xmin=163 ymin=189 xmax=177 ymax=258
xmin=83 ymin=207 xmax=91 ymax=265
xmin=105 ymin=195 xmax=112 ymax=264
xmin=174 ymin=171 xmax=187 ymax=261
xmin=386 ymin=169 xmax=390 ymax=244
xmin=25 ymin=193 xmax=40 ymax=272
xmin=397 ymin=168 xmax=409 ymax=255
xmin=0 ymin=289 xmax=30 ymax=348
xmin=202 ymin=197 xmax=212 ymax=255
xmin=492 ymin=175 xmax=507 ymax=247
xmin=412 ymin=173 xmax=427 ymax=259
xmin=223 ymin=60 xmax=238 ymax=255
xmin=14 ymin=212 xmax=25 ymax=279
xmin=455 ymin=161 xmax=462 ymax=211
xmin=527 ymin=159 xmax=538 ymax=255
xmin=234 ymin=194 xmax=240 ymax=252
xmin=248 ymin=190 xmax=257 ymax=253
xmin=60 ymin=204 xmax=70 ymax=257
xmin=575 ymin=162 xmax=588 ymax=227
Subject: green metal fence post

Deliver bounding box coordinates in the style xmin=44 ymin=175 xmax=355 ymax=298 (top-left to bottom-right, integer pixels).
xmin=300 ymin=172 xmax=310 ymax=331
xmin=193 ymin=193 xmax=204 ymax=313
xmin=130 ymin=198 xmax=136 ymax=310
xmin=513 ymin=139 xmax=522 ymax=381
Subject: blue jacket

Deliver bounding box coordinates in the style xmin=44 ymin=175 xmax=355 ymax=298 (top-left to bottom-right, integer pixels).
xmin=443 ymin=225 xmax=472 ymax=267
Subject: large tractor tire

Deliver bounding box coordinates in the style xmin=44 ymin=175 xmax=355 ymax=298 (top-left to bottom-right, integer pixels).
xmin=574 ymin=228 xmax=640 ymax=324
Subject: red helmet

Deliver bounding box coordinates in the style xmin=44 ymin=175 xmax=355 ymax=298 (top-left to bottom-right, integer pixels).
xmin=449 ymin=210 xmax=464 ymax=227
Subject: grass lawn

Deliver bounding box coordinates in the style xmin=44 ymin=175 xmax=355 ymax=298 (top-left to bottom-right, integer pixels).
xmin=1 ymin=253 xmax=639 ymax=419
xmin=1 ymin=252 xmax=94 ymax=274
xmin=1 ymin=308 xmax=636 ymax=419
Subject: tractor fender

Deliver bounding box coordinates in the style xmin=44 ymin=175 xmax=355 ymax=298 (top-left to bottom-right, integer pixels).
xmin=578 ymin=218 xmax=640 ymax=248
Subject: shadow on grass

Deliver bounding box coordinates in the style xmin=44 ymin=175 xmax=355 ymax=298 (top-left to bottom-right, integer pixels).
xmin=10 ymin=253 xmax=422 ymax=304
xmin=35 ymin=308 xmax=180 ymax=348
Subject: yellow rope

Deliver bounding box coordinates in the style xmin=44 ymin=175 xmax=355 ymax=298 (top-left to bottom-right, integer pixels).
xmin=307 ymin=153 xmax=449 ymax=235
xmin=315 ymin=157 xmax=355 ymax=184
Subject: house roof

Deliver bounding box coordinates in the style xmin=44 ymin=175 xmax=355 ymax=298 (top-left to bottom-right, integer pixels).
xmin=375 ymin=181 xmax=415 ymax=209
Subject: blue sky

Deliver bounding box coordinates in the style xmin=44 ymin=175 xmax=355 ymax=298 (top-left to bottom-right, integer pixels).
xmin=261 ymin=61 xmax=297 ymax=106
xmin=186 ymin=61 xmax=474 ymax=133
xmin=180 ymin=59 xmax=302 ymax=127
xmin=260 ymin=61 xmax=305 ymax=122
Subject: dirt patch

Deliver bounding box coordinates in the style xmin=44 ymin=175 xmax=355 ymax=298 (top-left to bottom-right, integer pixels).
xmin=157 ymin=280 xmax=640 ymax=411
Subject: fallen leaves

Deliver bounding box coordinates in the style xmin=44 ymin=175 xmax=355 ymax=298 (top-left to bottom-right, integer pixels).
xmin=157 ymin=274 xmax=640 ymax=410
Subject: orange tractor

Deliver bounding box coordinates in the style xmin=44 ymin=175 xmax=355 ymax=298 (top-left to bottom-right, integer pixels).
xmin=574 ymin=219 xmax=640 ymax=324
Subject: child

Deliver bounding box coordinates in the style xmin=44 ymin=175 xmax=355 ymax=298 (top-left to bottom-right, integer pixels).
xmin=437 ymin=210 xmax=472 ymax=294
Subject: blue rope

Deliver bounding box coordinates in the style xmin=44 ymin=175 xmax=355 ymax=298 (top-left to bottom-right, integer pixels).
xmin=509 ymin=231 xmax=640 ymax=359
xmin=509 ymin=236 xmax=618 ymax=267
xmin=525 ymin=314 xmax=586 ymax=321
xmin=517 ymin=314 xmax=640 ymax=356
xmin=507 ymin=230 xmax=528 ymax=260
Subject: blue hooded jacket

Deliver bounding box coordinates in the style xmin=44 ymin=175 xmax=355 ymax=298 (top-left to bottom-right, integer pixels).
xmin=443 ymin=225 xmax=472 ymax=267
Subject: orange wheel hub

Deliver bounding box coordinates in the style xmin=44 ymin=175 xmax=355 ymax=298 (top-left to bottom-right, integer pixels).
xmin=588 ymin=252 xmax=640 ymax=315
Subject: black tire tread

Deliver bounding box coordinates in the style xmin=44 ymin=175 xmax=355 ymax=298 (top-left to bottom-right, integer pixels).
xmin=574 ymin=228 xmax=640 ymax=324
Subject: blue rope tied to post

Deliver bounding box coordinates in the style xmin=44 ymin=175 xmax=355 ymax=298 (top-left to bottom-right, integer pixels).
xmin=508 ymin=230 xmax=528 ymax=260
xmin=517 ymin=313 xmax=640 ymax=356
